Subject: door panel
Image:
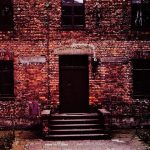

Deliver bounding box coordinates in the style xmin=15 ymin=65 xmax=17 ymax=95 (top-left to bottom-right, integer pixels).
xmin=59 ymin=55 xmax=89 ymax=113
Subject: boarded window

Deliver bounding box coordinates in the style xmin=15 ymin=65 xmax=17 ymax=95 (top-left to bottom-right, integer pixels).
xmin=132 ymin=0 xmax=150 ymax=31
xmin=132 ymin=59 xmax=150 ymax=98
xmin=61 ymin=0 xmax=85 ymax=29
xmin=0 ymin=0 xmax=14 ymax=30
xmin=0 ymin=61 xmax=14 ymax=97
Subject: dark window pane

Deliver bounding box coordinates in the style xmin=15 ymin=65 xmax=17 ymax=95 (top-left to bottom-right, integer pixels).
xmin=132 ymin=1 xmax=150 ymax=31
xmin=0 ymin=61 xmax=13 ymax=70
xmin=143 ymin=6 xmax=150 ymax=28
xmin=0 ymin=61 xmax=14 ymax=97
xmin=133 ymin=59 xmax=150 ymax=69
xmin=0 ymin=85 xmax=13 ymax=96
xmin=0 ymin=5 xmax=12 ymax=17
xmin=143 ymin=0 xmax=150 ymax=3
xmin=0 ymin=71 xmax=13 ymax=84
xmin=0 ymin=0 xmax=13 ymax=30
xmin=134 ymin=70 xmax=150 ymax=83
xmin=62 ymin=16 xmax=72 ymax=25
xmin=74 ymin=16 xmax=84 ymax=25
xmin=61 ymin=0 xmax=84 ymax=28
xmin=132 ymin=5 xmax=143 ymax=28
xmin=133 ymin=59 xmax=150 ymax=97
xmin=74 ymin=6 xmax=84 ymax=15
xmin=62 ymin=6 xmax=72 ymax=15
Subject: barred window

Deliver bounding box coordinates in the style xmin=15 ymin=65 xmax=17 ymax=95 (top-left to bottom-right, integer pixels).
xmin=61 ymin=0 xmax=85 ymax=29
xmin=0 ymin=61 xmax=14 ymax=97
xmin=0 ymin=0 xmax=14 ymax=30
xmin=132 ymin=0 xmax=150 ymax=31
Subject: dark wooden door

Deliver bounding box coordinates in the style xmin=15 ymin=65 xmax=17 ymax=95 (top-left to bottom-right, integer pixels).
xmin=59 ymin=55 xmax=89 ymax=113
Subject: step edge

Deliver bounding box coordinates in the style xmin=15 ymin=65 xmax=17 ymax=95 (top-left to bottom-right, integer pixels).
xmin=45 ymin=133 xmax=109 ymax=137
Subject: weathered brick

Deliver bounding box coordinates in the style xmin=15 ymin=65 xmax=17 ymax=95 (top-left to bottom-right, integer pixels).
xmin=0 ymin=0 xmax=149 ymax=127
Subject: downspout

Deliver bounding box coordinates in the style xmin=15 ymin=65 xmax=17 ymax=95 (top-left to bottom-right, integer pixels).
xmin=46 ymin=1 xmax=51 ymax=108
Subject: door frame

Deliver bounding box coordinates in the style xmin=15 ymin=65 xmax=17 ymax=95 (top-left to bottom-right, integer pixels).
xmin=59 ymin=55 xmax=89 ymax=113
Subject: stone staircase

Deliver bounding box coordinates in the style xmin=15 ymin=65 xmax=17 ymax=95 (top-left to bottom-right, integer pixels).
xmin=41 ymin=112 xmax=111 ymax=140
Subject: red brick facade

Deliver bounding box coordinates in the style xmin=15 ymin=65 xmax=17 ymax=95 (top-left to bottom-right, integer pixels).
xmin=0 ymin=0 xmax=150 ymax=127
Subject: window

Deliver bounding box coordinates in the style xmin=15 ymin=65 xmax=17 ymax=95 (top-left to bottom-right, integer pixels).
xmin=61 ymin=0 xmax=85 ymax=29
xmin=0 ymin=61 xmax=14 ymax=97
xmin=132 ymin=59 xmax=150 ymax=98
xmin=0 ymin=0 xmax=14 ymax=30
xmin=131 ymin=0 xmax=150 ymax=31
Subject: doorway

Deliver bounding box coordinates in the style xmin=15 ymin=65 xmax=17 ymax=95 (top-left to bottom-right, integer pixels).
xmin=59 ymin=55 xmax=89 ymax=113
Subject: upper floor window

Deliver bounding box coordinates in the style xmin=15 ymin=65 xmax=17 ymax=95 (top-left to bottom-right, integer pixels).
xmin=0 ymin=61 xmax=14 ymax=98
xmin=132 ymin=0 xmax=150 ymax=31
xmin=132 ymin=59 xmax=150 ymax=98
xmin=61 ymin=0 xmax=85 ymax=29
xmin=0 ymin=0 xmax=14 ymax=30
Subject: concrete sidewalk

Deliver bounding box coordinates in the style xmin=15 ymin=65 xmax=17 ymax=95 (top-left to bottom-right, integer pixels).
xmin=12 ymin=130 xmax=148 ymax=150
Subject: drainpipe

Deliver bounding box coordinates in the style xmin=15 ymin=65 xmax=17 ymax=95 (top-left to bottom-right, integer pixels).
xmin=46 ymin=1 xmax=51 ymax=108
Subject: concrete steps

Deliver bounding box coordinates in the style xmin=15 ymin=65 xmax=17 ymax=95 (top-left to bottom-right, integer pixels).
xmin=45 ymin=133 xmax=109 ymax=140
xmin=43 ymin=113 xmax=110 ymax=140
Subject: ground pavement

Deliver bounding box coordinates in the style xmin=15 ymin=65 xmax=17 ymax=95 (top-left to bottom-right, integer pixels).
xmin=12 ymin=130 xmax=148 ymax=150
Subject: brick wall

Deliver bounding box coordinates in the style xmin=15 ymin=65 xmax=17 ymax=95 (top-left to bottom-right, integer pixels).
xmin=0 ymin=0 xmax=150 ymax=128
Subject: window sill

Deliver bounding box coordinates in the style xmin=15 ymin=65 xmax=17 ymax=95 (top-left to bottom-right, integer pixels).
xmin=0 ymin=24 xmax=14 ymax=31
xmin=132 ymin=95 xmax=150 ymax=99
xmin=0 ymin=96 xmax=15 ymax=101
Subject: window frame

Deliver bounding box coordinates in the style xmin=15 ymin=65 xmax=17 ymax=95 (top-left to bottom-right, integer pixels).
xmin=61 ymin=0 xmax=85 ymax=30
xmin=0 ymin=60 xmax=14 ymax=99
xmin=132 ymin=59 xmax=150 ymax=98
xmin=0 ymin=0 xmax=14 ymax=31
xmin=131 ymin=0 xmax=150 ymax=31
